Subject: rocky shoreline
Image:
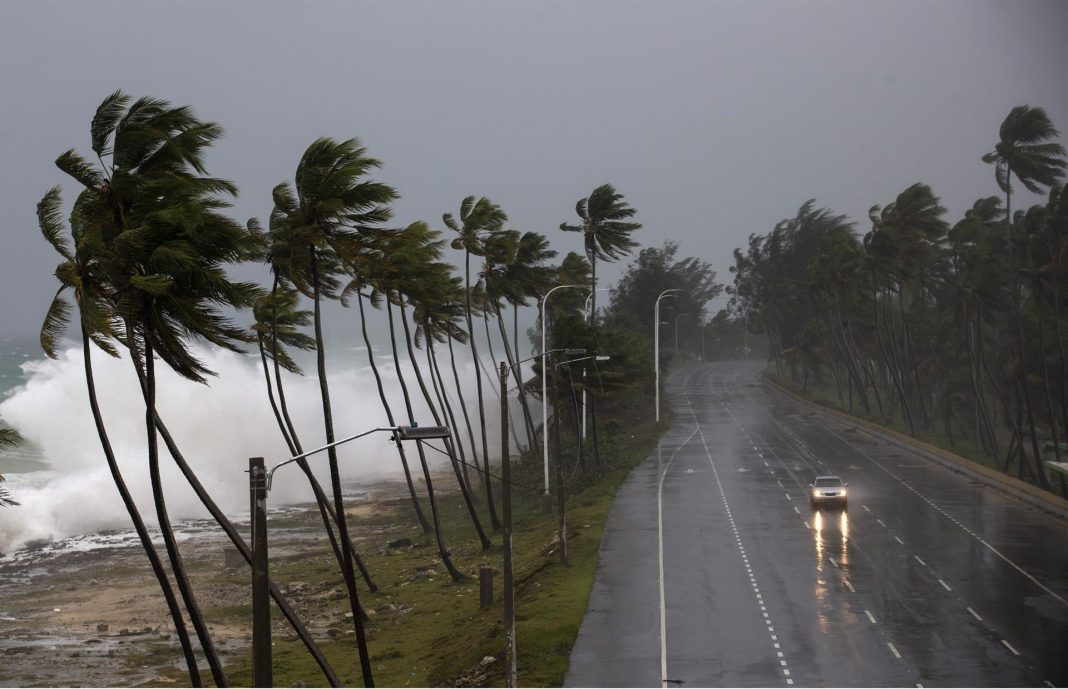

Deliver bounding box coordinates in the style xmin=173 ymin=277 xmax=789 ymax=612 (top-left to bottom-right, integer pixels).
xmin=0 ymin=479 xmax=412 ymax=687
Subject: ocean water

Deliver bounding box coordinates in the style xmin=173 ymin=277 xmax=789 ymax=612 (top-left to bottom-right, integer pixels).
xmin=0 ymin=332 xmax=500 ymax=555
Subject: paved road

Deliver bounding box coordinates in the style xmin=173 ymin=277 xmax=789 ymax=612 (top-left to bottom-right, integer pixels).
xmin=566 ymin=361 xmax=1068 ymax=687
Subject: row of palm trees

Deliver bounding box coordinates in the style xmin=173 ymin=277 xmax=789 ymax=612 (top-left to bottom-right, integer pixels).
xmin=36 ymin=90 xmax=644 ymax=686
xmin=730 ymin=105 xmax=1067 ymax=495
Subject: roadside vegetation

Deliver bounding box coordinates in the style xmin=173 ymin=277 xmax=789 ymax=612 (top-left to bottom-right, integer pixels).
xmin=25 ymin=90 xmax=719 ymax=686
xmin=721 ymin=105 xmax=1068 ymax=498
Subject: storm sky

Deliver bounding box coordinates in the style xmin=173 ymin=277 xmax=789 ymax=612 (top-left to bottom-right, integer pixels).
xmin=2 ymin=0 xmax=1066 ymax=340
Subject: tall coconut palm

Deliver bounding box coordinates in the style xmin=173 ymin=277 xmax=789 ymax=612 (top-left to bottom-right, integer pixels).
xmin=443 ymin=196 xmax=504 ymax=530
xmin=51 ymin=91 xmax=273 ymax=687
xmin=272 ymin=136 xmax=396 ymax=687
xmin=561 ymin=185 xmax=641 ymax=468
xmin=37 ymin=182 xmax=204 ymax=684
xmin=983 ymin=106 xmax=1066 ymax=489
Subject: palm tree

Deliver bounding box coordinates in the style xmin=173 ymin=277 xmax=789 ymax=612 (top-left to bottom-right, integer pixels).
xmin=36 ymin=181 xmax=204 ymax=684
xmin=272 ymin=136 xmax=396 ymax=687
xmin=444 ymin=196 xmax=504 ymax=530
xmin=984 ymin=106 xmax=1066 ymax=489
xmin=561 ymin=184 xmax=641 ymax=467
xmin=0 ymin=428 xmax=23 ymax=507
xmin=51 ymin=91 xmax=272 ymax=686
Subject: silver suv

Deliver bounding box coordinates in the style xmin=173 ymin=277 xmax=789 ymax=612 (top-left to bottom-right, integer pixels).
xmin=810 ymin=475 xmax=847 ymax=509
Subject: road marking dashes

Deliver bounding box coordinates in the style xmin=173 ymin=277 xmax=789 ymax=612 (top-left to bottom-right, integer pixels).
xmin=967 ymin=607 xmax=982 ymax=621
xmin=888 ymin=642 xmax=902 ymax=659
xmin=1001 ymin=640 xmax=1020 ymax=656
xmin=865 ymin=609 xmax=877 ymax=624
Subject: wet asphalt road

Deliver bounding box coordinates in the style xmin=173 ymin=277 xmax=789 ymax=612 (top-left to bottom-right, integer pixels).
xmin=566 ymin=361 xmax=1068 ymax=687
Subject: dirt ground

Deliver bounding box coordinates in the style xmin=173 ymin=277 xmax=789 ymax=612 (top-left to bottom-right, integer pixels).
xmin=0 ymin=478 xmax=417 ymax=687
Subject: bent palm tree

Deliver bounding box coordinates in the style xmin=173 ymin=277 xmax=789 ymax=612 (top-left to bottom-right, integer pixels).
xmin=0 ymin=428 xmax=23 ymax=506
xmin=444 ymin=196 xmax=505 ymax=530
xmin=273 ymin=136 xmax=396 ymax=687
xmin=984 ymin=106 xmax=1067 ymax=489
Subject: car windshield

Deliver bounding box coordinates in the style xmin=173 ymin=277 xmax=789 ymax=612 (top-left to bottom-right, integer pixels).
xmin=814 ymin=478 xmax=843 ymax=487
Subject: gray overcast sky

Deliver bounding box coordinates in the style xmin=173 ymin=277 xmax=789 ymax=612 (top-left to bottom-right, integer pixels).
xmin=2 ymin=0 xmax=1066 ymax=340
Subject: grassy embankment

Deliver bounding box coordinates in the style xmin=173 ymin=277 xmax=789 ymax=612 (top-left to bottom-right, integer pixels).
xmin=141 ymin=414 xmax=666 ymax=687
xmin=765 ymin=369 xmax=1068 ymax=498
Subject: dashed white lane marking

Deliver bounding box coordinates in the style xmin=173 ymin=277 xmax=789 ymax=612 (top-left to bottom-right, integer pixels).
xmin=894 ymin=536 xmax=904 ymax=545
xmin=967 ymin=607 xmax=983 ymax=621
xmin=1001 ymin=640 xmax=1021 ymax=656
xmin=823 ymin=425 xmax=1068 ymax=610
xmin=865 ymin=610 xmax=877 ymax=624
xmin=877 ymin=518 xmax=886 ymax=526
xmin=916 ymin=683 xmax=924 ymax=688
xmin=803 ymin=521 xmax=811 ymax=529
xmin=938 ymin=579 xmax=952 ymax=592
xmin=888 ymin=642 xmax=902 ymax=659
xmin=914 ymin=555 xmax=926 ymax=566
xmin=657 ymin=427 xmax=700 ymax=688
xmin=862 ymin=505 xmax=871 ymax=512
xmin=793 ymin=506 xmax=801 ymax=515
xmin=689 ymin=399 xmax=794 ymax=687
xmin=828 ymin=557 xmax=838 ymax=568
xmin=844 ymin=579 xmax=855 ymax=593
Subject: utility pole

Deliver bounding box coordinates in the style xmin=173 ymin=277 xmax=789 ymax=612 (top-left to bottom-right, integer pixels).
xmin=249 ymin=457 xmax=272 ymax=688
xmin=499 ymin=362 xmax=517 ymax=687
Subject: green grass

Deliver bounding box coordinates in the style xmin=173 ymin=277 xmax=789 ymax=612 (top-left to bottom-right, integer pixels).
xmin=174 ymin=416 xmax=668 ymax=687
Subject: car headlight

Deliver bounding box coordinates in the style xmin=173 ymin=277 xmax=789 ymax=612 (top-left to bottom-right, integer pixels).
xmin=839 ymin=489 xmax=847 ymax=497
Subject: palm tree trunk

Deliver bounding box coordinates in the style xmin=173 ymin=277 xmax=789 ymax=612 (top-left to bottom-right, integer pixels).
xmin=385 ymin=297 xmax=465 ymax=580
xmin=398 ymin=303 xmax=489 ymax=549
xmin=141 ymin=340 xmax=228 ymax=687
xmin=447 ymin=334 xmax=480 ymax=493
xmin=495 ymin=305 xmax=538 ymax=453
xmin=355 ymin=293 xmax=432 ymax=533
xmin=80 ymin=328 xmax=202 ymax=687
xmin=311 ymin=249 xmax=375 ymax=687
xmin=482 ymin=311 xmax=524 ymax=451
xmin=465 ymin=251 xmax=501 ymax=531
xmin=552 ymin=372 xmax=568 ymax=566
xmin=428 ymin=339 xmax=472 ymax=492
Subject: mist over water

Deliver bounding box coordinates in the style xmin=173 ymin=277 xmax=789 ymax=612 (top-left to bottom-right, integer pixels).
xmin=0 ymin=341 xmax=497 ymax=553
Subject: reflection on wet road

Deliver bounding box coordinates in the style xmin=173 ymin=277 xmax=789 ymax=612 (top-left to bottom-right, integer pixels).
xmin=567 ymin=361 xmax=1068 ymax=687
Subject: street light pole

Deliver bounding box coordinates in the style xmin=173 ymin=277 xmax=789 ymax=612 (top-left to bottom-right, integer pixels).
xmin=251 ymin=424 xmax=450 ymax=688
xmin=541 ymin=284 xmax=585 ymax=506
xmin=655 ymin=289 xmax=680 ymax=422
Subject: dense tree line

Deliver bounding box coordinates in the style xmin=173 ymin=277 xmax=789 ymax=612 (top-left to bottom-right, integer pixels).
xmin=730 ymin=105 xmax=1067 ymax=497
xmin=29 ymin=90 xmax=718 ymax=686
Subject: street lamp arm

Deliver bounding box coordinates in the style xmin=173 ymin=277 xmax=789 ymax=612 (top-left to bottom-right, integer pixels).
xmin=266 ymin=425 xmax=450 ymax=490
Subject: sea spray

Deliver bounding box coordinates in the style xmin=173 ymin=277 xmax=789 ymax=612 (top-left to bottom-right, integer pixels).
xmin=0 ymin=342 xmax=496 ymax=553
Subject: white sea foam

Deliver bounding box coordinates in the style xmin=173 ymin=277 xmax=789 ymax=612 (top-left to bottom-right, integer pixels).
xmin=0 ymin=341 xmax=498 ymax=553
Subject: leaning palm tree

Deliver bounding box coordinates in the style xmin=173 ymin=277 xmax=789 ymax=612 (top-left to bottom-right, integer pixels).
xmin=0 ymin=427 xmax=23 ymax=507
xmin=36 ymin=182 xmax=204 ymax=684
xmin=561 ymin=185 xmax=641 ymax=467
xmin=272 ymin=136 xmax=396 ymax=688
xmin=443 ymin=196 xmax=505 ymax=530
xmin=983 ymin=106 xmax=1066 ymax=489
xmin=51 ymin=92 xmax=268 ymax=687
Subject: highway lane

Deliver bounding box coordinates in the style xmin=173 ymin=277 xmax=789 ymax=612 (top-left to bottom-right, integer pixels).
xmin=566 ymin=361 xmax=1068 ymax=687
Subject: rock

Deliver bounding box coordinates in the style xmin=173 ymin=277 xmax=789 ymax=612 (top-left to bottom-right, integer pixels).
xmin=96 ymin=624 xmax=109 ymax=633
xmin=143 ymin=626 xmax=153 ymax=633
xmin=387 ymin=537 xmax=412 ymax=549
xmin=327 ymin=628 xmax=341 ymax=638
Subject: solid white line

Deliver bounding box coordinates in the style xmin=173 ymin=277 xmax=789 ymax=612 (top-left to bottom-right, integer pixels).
xmin=967 ymin=606 xmax=982 ymax=621
xmin=658 ymin=427 xmax=699 ymax=689
xmin=1001 ymin=640 xmax=1020 ymax=656
xmin=888 ymin=642 xmax=902 ymax=659
xmin=865 ymin=609 xmax=877 ymax=624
